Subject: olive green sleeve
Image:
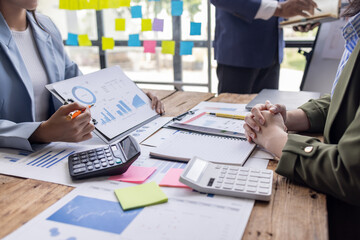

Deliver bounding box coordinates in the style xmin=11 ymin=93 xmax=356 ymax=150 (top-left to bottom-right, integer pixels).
xmin=298 ymin=94 xmax=331 ymax=133
xmin=276 ymin=105 xmax=360 ymax=206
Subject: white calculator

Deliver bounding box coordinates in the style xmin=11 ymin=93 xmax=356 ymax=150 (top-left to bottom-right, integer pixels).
xmin=179 ymin=156 xmax=273 ymax=201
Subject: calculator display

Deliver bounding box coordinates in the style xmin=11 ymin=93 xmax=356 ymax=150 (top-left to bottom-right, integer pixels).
xmin=186 ymin=157 xmax=208 ymax=182
xmin=120 ymin=137 xmax=138 ymax=159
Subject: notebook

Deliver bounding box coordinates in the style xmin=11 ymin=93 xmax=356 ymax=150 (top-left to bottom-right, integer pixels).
xmin=149 ymin=131 xmax=256 ymax=166
xmin=280 ymin=0 xmax=341 ymax=27
xmin=245 ymin=89 xmax=321 ymax=111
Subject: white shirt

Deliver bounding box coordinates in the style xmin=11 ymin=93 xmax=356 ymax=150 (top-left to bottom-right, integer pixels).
xmin=12 ymin=25 xmax=50 ymax=122
xmin=255 ymin=0 xmax=278 ymax=20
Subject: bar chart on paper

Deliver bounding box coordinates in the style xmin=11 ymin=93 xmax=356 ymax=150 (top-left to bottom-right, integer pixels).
xmin=52 ymin=67 xmax=158 ymax=140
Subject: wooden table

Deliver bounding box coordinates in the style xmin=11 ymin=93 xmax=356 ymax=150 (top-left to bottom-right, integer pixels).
xmin=0 ymin=90 xmax=328 ymax=239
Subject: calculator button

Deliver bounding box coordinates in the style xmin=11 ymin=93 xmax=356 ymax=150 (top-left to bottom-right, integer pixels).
xmin=80 ymin=155 xmax=87 ymax=160
xmin=250 ymin=169 xmax=260 ymax=173
xmin=109 ymin=161 xmax=115 ymax=165
xmin=94 ymin=164 xmax=101 ymax=169
xmin=97 ymin=154 xmax=105 ymax=159
xmin=215 ymin=165 xmax=221 ymax=169
xmin=238 ymin=172 xmax=248 ymax=176
xmin=224 ymin=180 xmax=235 ymax=184
xmin=107 ymin=156 xmax=113 ymax=160
xmin=217 ymin=179 xmax=223 ymax=183
xmin=215 ymin=183 xmax=222 ymax=188
xmin=236 ymin=180 xmax=246 ymax=186
xmin=89 ymin=157 xmax=96 ymax=161
xmin=237 ymin=176 xmax=247 ymax=181
xmin=248 ymin=182 xmax=257 ymax=187
xmin=227 ymin=171 xmax=237 ymax=175
xmin=223 ymin=184 xmax=233 ymax=190
xmin=105 ymin=150 xmax=110 ymax=153
xmin=102 ymin=162 xmax=108 ymax=167
xmin=86 ymin=162 xmax=93 ymax=166
xmin=234 ymin=186 xmax=245 ymax=191
xmin=260 ymin=179 xmax=270 ymax=183
xmin=115 ymin=159 xmax=122 ymax=164
xmin=94 ymin=160 xmax=100 ymax=164
xmin=258 ymin=189 xmax=269 ymax=194
xmin=219 ymin=174 xmax=225 ymax=178
xmin=221 ymin=170 xmax=227 ymax=174
xmin=230 ymin=167 xmax=240 ymax=171
xmin=96 ymin=148 xmax=103 ymax=151
xmin=261 ymin=170 xmax=271 ymax=175
xmin=226 ymin=175 xmax=236 ymax=180
xmin=222 ymin=166 xmax=229 ymax=170
xmin=73 ymin=163 xmax=85 ymax=169
xmin=73 ymin=167 xmax=86 ymax=174
xmin=249 ymin=177 xmax=258 ymax=182
xmin=246 ymin=187 xmax=257 ymax=192
xmin=72 ymin=160 xmax=80 ymax=165
xmin=100 ymin=158 xmax=107 ymax=163
xmin=239 ymin=168 xmax=249 ymax=173
xmin=106 ymin=153 xmax=112 ymax=157
xmin=81 ymin=159 xmax=88 ymax=163
xmin=259 ymin=184 xmax=270 ymax=189
xmin=87 ymin=166 xmax=94 ymax=171
xmin=72 ymin=156 xmax=79 ymax=161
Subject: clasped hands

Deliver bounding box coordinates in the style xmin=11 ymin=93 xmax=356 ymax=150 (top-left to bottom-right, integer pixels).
xmin=243 ymin=100 xmax=288 ymax=158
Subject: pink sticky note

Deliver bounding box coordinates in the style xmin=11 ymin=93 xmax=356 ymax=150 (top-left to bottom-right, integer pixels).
xmin=159 ymin=168 xmax=190 ymax=188
xmin=144 ymin=40 xmax=156 ymax=53
xmin=109 ymin=165 xmax=156 ymax=184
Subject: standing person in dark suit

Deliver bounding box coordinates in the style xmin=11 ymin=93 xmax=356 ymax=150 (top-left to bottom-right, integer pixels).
xmin=211 ymin=0 xmax=318 ymax=94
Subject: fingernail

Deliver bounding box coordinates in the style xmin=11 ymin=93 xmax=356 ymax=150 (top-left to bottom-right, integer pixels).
xmin=255 ymin=126 xmax=260 ymax=132
xmin=260 ymin=119 xmax=264 ymax=125
xmin=251 ymin=133 xmax=255 ymax=139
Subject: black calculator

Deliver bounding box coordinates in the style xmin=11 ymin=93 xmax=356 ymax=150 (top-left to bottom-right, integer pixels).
xmin=68 ymin=135 xmax=141 ymax=180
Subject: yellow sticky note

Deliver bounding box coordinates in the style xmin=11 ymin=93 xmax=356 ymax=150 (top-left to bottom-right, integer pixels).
xmin=161 ymin=41 xmax=175 ymax=55
xmin=102 ymin=37 xmax=114 ymax=50
xmin=78 ymin=34 xmax=92 ymax=46
xmin=98 ymin=0 xmax=109 ymax=9
xmin=108 ymin=0 xmax=120 ymax=8
xmin=119 ymin=0 xmax=130 ymax=7
xmin=79 ymin=0 xmax=98 ymax=9
xmin=115 ymin=18 xmax=126 ymax=31
xmin=68 ymin=0 xmax=79 ymax=10
xmin=114 ymin=182 xmax=168 ymax=211
xmin=59 ymin=0 xmax=69 ymax=9
xmin=141 ymin=19 xmax=152 ymax=32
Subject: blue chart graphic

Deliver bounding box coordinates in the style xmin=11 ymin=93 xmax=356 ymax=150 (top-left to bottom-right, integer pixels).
xmin=5 ymin=156 xmax=21 ymax=162
xmin=132 ymin=94 xmax=146 ymax=108
xmin=101 ymin=108 xmax=116 ymax=125
xmin=116 ymin=100 xmax=132 ymax=116
xmin=4 ymin=150 xmax=31 ymax=162
xmin=72 ymin=86 xmax=96 ymax=105
xmin=47 ymin=196 xmax=142 ymax=234
xmin=26 ymin=150 xmax=75 ymax=168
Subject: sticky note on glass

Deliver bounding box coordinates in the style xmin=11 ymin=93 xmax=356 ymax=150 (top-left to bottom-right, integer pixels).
xmin=78 ymin=34 xmax=92 ymax=46
xmin=66 ymin=33 xmax=78 ymax=46
xmin=109 ymin=166 xmax=156 ymax=183
xmin=59 ymin=0 xmax=69 ymax=9
xmin=102 ymin=37 xmax=114 ymax=50
xmin=152 ymin=18 xmax=164 ymax=32
xmin=161 ymin=41 xmax=175 ymax=55
xmin=143 ymin=40 xmax=156 ymax=53
xmin=141 ymin=19 xmax=152 ymax=32
xmin=190 ymin=22 xmax=201 ymax=35
xmin=68 ymin=0 xmax=79 ymax=10
xmin=131 ymin=6 xmax=142 ymax=18
xmin=171 ymin=1 xmax=183 ymax=16
xmin=180 ymin=41 xmax=194 ymax=56
xmin=160 ymin=168 xmax=191 ymax=188
xmin=78 ymin=0 xmax=97 ymax=9
xmin=115 ymin=18 xmax=126 ymax=31
xmin=119 ymin=0 xmax=131 ymax=7
xmin=128 ymin=34 xmax=141 ymax=47
xmin=114 ymin=182 xmax=168 ymax=210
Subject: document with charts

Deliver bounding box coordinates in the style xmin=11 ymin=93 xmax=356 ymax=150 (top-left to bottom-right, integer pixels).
xmin=169 ymin=101 xmax=249 ymax=138
xmin=46 ymin=66 xmax=159 ymax=144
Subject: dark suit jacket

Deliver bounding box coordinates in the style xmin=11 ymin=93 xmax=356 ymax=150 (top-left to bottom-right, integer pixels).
xmin=211 ymin=0 xmax=283 ymax=68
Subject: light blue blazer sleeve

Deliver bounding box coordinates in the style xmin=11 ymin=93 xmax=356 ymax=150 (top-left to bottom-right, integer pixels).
xmin=0 ymin=11 xmax=81 ymax=151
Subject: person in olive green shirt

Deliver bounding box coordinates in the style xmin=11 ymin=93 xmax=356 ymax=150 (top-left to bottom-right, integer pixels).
xmin=243 ymin=1 xmax=360 ymax=239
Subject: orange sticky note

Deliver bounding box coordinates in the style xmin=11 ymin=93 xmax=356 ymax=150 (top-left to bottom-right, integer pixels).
xmin=115 ymin=18 xmax=126 ymax=31
xmin=109 ymin=165 xmax=157 ymax=183
xmin=102 ymin=37 xmax=114 ymax=50
xmin=141 ymin=19 xmax=152 ymax=32
xmin=159 ymin=168 xmax=190 ymax=188
xmin=143 ymin=40 xmax=156 ymax=53
xmin=78 ymin=34 xmax=92 ymax=46
xmin=119 ymin=0 xmax=130 ymax=7
xmin=161 ymin=41 xmax=175 ymax=55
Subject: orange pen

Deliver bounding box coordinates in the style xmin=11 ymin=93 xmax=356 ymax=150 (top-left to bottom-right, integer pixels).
xmin=67 ymin=104 xmax=94 ymax=120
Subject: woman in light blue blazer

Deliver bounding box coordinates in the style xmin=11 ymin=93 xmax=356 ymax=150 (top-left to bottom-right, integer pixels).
xmin=0 ymin=0 xmax=164 ymax=151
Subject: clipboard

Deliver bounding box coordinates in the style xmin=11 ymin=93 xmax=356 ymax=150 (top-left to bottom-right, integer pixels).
xmin=46 ymin=66 xmax=160 ymax=144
